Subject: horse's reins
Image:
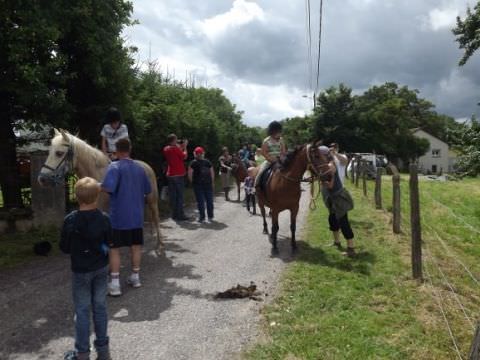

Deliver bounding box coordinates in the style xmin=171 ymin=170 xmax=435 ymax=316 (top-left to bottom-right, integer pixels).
xmin=305 ymin=144 xmax=328 ymax=211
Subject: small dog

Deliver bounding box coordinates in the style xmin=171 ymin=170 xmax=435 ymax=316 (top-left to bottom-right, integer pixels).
xmin=33 ymin=241 xmax=52 ymax=256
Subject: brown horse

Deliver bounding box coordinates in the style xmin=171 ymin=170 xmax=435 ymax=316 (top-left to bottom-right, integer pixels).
xmin=256 ymin=144 xmax=330 ymax=255
xmin=230 ymin=155 xmax=251 ymax=201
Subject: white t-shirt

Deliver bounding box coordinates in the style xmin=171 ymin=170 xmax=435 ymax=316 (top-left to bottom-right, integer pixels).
xmin=334 ymin=156 xmax=346 ymax=185
xmin=100 ymin=123 xmax=129 ymax=152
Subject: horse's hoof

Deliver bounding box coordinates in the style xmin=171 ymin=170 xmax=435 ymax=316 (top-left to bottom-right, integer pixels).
xmin=271 ymin=247 xmax=279 ymax=256
xmin=263 ymin=229 xmax=268 ymax=235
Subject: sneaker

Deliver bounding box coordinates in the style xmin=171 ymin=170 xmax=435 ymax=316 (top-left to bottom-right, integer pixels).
xmin=198 ymin=218 xmax=205 ymax=223
xmin=127 ymin=275 xmax=142 ymax=288
xmin=208 ymin=217 xmax=214 ymax=223
xmin=108 ymin=282 xmax=122 ymax=297
xmin=64 ymin=350 xmax=90 ymax=360
xmin=96 ymin=350 xmax=111 ymax=360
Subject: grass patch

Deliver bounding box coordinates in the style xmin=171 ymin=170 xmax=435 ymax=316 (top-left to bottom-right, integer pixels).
xmin=247 ymin=179 xmax=478 ymax=359
xmin=0 ymin=226 xmax=59 ymax=269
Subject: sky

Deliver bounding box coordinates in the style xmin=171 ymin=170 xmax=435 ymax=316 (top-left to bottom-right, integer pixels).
xmin=124 ymin=0 xmax=480 ymax=126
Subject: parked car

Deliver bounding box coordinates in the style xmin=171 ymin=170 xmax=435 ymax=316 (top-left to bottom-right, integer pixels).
xmin=347 ymin=153 xmax=388 ymax=179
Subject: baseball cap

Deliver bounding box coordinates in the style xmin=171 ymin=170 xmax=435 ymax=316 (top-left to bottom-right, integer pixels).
xmin=194 ymin=146 xmax=205 ymax=155
xmin=318 ymin=145 xmax=330 ymax=155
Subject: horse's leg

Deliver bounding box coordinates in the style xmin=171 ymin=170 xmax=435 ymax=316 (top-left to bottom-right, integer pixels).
xmin=270 ymin=210 xmax=279 ymax=255
xmin=147 ymin=195 xmax=164 ymax=256
xmin=237 ymin=179 xmax=241 ymax=202
xmin=260 ymin=204 xmax=268 ymax=234
xmin=290 ymin=205 xmax=299 ymax=253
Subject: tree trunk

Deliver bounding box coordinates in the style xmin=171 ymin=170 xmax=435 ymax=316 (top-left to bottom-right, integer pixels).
xmin=0 ymin=118 xmax=23 ymax=208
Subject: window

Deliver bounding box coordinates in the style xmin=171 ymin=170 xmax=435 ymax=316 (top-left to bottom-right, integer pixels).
xmin=432 ymin=149 xmax=441 ymax=158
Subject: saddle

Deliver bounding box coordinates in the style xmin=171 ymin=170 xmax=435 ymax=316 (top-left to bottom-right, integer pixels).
xmin=258 ymin=163 xmax=277 ymax=193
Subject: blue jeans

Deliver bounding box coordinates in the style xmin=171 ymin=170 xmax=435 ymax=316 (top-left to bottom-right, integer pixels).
xmin=168 ymin=176 xmax=185 ymax=219
xmin=193 ymin=183 xmax=214 ymax=220
xmin=72 ymin=266 xmax=109 ymax=355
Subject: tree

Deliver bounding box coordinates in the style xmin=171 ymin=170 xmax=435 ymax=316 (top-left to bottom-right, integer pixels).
xmin=130 ymin=66 xmax=262 ymax=170
xmin=312 ymin=84 xmax=359 ymax=150
xmin=449 ymin=117 xmax=480 ymax=176
xmin=309 ymin=82 xmax=451 ymax=166
xmin=0 ymin=1 xmax=67 ymax=208
xmin=452 ymin=2 xmax=480 ymax=66
xmin=281 ymin=116 xmax=313 ymax=148
xmin=57 ymin=0 xmax=136 ymax=144
xmin=0 ymin=0 xmax=136 ymax=208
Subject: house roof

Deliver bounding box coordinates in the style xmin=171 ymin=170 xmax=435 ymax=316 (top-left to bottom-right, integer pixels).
xmin=411 ymin=128 xmax=448 ymax=146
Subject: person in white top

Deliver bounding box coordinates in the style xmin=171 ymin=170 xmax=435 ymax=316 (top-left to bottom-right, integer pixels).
xmin=329 ymin=143 xmax=348 ymax=185
xmin=100 ymin=107 xmax=129 ymax=159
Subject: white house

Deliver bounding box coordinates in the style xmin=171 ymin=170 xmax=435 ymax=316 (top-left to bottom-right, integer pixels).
xmin=412 ymin=128 xmax=455 ymax=174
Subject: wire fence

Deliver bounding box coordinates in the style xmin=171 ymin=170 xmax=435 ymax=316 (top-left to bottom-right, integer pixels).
xmin=355 ymin=163 xmax=480 ymax=359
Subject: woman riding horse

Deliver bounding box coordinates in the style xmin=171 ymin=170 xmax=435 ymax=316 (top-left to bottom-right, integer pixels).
xmin=256 ymin=141 xmax=331 ymax=255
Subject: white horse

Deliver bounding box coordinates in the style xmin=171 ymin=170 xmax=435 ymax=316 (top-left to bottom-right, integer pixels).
xmin=38 ymin=128 xmax=164 ymax=254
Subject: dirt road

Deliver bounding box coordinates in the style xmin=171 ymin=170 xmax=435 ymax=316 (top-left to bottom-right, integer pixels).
xmin=0 ymin=186 xmax=310 ymax=360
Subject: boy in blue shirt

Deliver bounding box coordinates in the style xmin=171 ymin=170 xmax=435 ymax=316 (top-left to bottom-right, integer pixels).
xmin=60 ymin=177 xmax=112 ymax=360
xmin=102 ymin=138 xmax=151 ymax=296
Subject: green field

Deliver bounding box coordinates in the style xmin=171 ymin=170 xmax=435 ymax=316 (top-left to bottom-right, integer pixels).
xmin=248 ymin=176 xmax=480 ymax=359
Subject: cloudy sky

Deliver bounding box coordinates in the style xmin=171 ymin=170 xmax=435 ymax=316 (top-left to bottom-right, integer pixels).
xmin=124 ymin=0 xmax=480 ymax=126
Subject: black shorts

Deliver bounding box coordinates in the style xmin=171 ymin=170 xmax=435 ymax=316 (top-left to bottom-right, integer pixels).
xmin=112 ymin=228 xmax=144 ymax=248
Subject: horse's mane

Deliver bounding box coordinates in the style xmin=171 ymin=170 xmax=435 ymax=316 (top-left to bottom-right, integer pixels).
xmin=279 ymin=145 xmax=304 ymax=171
xmin=68 ymin=133 xmax=110 ymax=168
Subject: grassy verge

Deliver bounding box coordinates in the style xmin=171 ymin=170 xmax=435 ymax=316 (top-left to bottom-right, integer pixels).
xmin=0 ymin=226 xmax=59 ymax=269
xmin=247 ymin=178 xmax=479 ymax=359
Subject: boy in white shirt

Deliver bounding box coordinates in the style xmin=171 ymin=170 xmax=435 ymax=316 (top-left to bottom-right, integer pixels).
xmin=100 ymin=107 xmax=129 ymax=160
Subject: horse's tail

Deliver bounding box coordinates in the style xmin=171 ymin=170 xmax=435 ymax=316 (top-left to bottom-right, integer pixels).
xmin=136 ymin=160 xmax=165 ymax=255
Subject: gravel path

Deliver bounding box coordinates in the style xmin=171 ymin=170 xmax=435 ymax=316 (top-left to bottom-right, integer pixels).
xmin=0 ymin=186 xmax=310 ymax=360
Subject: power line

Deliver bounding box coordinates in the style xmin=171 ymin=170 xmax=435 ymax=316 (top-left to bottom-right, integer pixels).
xmin=305 ymin=0 xmax=313 ymax=92
xmin=315 ymin=0 xmax=324 ymax=94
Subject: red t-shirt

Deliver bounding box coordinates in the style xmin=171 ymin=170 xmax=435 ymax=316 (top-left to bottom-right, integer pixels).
xmin=163 ymin=145 xmax=187 ymax=176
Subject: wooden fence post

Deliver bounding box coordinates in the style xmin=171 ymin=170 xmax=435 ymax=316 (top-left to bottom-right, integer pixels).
xmin=409 ymin=163 xmax=423 ymax=280
xmin=375 ymin=167 xmax=382 ymax=209
xmin=469 ymin=323 xmax=480 ymax=360
xmin=362 ymin=161 xmax=367 ymax=197
xmin=351 ymin=159 xmax=355 ymax=184
xmin=389 ymin=164 xmax=401 ymax=234
xmin=355 ymin=158 xmax=360 ymax=188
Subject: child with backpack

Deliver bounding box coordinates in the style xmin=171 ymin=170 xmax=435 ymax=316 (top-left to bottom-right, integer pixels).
xmin=244 ymin=167 xmax=257 ymax=215
xmin=60 ymin=177 xmax=112 ymax=360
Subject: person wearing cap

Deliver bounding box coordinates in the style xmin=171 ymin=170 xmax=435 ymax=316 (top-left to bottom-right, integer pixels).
xmin=101 ymin=107 xmax=129 ymax=160
xmin=188 ymin=146 xmax=215 ymax=223
xmin=318 ymin=145 xmax=356 ymax=258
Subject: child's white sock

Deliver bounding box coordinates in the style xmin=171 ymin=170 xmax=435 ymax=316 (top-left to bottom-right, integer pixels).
xmin=130 ymin=271 xmax=139 ymax=281
xmin=110 ymin=272 xmax=120 ymax=287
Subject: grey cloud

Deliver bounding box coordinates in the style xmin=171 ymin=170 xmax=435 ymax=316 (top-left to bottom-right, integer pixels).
xmin=128 ymin=0 xmax=480 ymax=122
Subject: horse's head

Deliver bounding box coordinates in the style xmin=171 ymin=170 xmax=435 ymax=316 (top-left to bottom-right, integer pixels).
xmin=38 ymin=129 xmax=74 ymax=186
xmin=306 ymin=143 xmax=333 ymax=182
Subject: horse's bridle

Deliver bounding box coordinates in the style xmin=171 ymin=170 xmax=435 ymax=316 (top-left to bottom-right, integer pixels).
xmin=305 ymin=144 xmax=328 ymax=180
xmin=40 ymin=142 xmax=74 ymax=185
